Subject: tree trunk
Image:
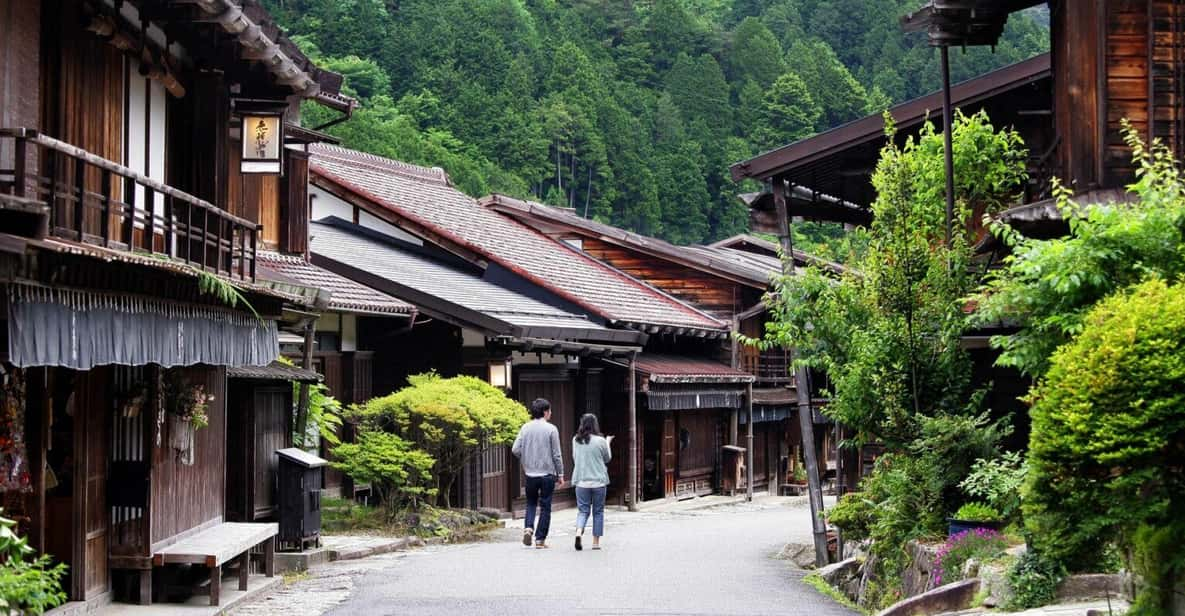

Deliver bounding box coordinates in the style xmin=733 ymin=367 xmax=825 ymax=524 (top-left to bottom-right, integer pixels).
xmin=584 ymin=165 xmax=593 ymax=217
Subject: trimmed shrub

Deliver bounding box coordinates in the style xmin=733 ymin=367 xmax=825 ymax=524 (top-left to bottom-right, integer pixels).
xmin=1024 ymin=279 xmax=1185 ymax=582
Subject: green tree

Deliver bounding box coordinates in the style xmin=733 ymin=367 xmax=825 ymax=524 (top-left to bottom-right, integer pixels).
xmin=974 ymin=123 xmax=1185 ymax=377
xmin=786 ymin=39 xmax=869 ymax=130
xmin=351 ymin=374 xmax=529 ymax=507
xmin=751 ymin=72 xmax=821 ymax=149
xmin=664 ymin=53 xmax=733 ymax=138
xmin=727 ymin=17 xmax=785 ymax=89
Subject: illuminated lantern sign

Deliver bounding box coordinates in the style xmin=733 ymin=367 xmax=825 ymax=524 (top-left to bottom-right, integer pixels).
xmin=240 ymin=113 xmax=283 ymax=174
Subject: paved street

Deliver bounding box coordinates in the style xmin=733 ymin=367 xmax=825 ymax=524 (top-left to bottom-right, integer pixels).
xmin=234 ymin=496 xmax=856 ymax=616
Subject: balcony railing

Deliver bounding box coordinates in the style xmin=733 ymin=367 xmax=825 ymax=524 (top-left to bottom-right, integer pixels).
xmin=0 ymin=128 xmax=259 ymax=281
xmin=740 ymin=348 xmax=793 ymax=384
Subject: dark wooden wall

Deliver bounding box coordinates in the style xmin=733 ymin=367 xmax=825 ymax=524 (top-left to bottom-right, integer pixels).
xmin=150 ymin=366 xmax=226 ymax=547
xmin=1052 ymin=0 xmax=1185 ymax=191
xmin=581 ymin=238 xmax=746 ymax=321
xmin=1053 ymin=0 xmax=1107 ymax=192
xmin=0 ymin=0 xmax=42 ymax=194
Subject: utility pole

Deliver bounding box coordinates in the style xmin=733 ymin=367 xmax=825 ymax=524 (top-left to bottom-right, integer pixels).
xmin=774 ymin=179 xmax=830 ymax=567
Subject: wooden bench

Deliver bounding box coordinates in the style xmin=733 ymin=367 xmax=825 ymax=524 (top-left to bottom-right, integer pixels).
xmin=152 ymin=522 xmax=277 ymax=606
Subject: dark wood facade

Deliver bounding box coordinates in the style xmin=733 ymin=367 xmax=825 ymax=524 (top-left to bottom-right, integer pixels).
xmin=1 ymin=0 xmax=346 ymax=608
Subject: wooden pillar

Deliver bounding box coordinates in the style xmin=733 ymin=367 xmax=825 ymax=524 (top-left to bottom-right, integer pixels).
xmin=775 ymin=179 xmax=829 ymax=567
xmin=26 ymin=368 xmax=47 ymax=553
xmin=627 ymin=355 xmax=638 ymax=512
xmin=745 ymin=382 xmax=754 ymax=502
xmin=940 ymin=45 xmax=956 ymax=249
xmin=295 ymin=319 xmax=316 ymax=445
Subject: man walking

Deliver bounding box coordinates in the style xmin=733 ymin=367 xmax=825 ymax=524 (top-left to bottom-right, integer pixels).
xmin=511 ymin=398 xmax=564 ymax=548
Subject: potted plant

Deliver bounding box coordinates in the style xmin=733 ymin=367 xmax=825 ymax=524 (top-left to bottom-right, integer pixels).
xmin=948 ymin=501 xmax=1004 ymax=536
xmin=163 ymin=374 xmax=213 ymax=465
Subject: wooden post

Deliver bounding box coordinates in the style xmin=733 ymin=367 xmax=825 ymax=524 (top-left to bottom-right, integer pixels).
xmin=208 ymin=563 xmax=220 ymax=606
xmin=941 ymin=45 xmax=955 ymax=249
xmin=237 ymin=551 xmax=249 ymax=591
xmin=264 ymin=538 xmax=275 ymax=577
xmin=13 ymin=136 xmax=27 ymax=199
xmin=745 ymin=381 xmax=754 ymax=502
xmin=774 ymin=179 xmax=829 ymax=567
xmin=628 ymin=355 xmax=638 ymax=512
xmin=295 ymin=320 xmax=316 ymax=447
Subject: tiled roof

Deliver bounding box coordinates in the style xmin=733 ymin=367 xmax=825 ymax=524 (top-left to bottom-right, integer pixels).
xmin=227 ymin=360 xmax=322 ymax=383
xmin=484 ymin=195 xmax=846 ymax=285
xmin=308 ymin=144 xmax=727 ymax=333
xmin=257 ymin=250 xmax=414 ymax=316
xmin=309 ymin=219 xmax=641 ymax=345
xmin=634 ymin=354 xmax=755 ymax=384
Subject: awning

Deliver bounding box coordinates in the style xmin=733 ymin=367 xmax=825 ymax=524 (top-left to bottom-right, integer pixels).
xmin=6 ymin=284 xmax=278 ymax=370
xmin=752 ymin=387 xmax=796 ymax=406
xmin=646 ymin=388 xmax=743 ymax=411
xmin=633 ymin=355 xmax=755 ymax=384
xmin=739 ymin=406 xmax=792 ymax=424
xmin=227 ymin=360 xmax=321 ymax=383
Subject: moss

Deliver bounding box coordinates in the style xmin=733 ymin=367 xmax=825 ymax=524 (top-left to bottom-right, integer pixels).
xmin=803 ymin=572 xmax=868 ymax=615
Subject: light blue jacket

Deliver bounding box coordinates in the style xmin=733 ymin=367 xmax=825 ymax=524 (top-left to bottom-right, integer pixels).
xmin=571 ymin=435 xmax=612 ymax=487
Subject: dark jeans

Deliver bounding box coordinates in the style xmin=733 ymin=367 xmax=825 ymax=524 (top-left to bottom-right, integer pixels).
xmin=524 ymin=475 xmax=556 ymax=541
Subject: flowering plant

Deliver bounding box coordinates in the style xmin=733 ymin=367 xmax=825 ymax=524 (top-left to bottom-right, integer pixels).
xmin=931 ymin=528 xmax=1007 ymax=587
xmin=163 ymin=374 xmax=213 ymax=430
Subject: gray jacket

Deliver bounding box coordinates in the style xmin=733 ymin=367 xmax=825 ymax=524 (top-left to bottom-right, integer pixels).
xmin=511 ymin=419 xmax=564 ymax=478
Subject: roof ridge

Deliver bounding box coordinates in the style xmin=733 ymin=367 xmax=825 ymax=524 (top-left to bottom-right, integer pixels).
xmin=310 ymin=143 xmax=450 ymax=186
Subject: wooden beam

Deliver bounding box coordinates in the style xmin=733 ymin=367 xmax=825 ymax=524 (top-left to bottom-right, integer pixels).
xmin=776 ymin=181 xmax=829 ymax=567
xmin=628 ymin=356 xmax=638 ymax=512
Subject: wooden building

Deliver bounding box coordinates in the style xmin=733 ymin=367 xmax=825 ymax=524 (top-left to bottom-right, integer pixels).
xmin=0 ymin=0 xmax=348 ymax=608
xmin=730 ymin=1 xmax=1185 ymax=457
xmin=483 ymin=195 xmax=846 ymax=496
xmin=305 ymin=144 xmax=763 ymax=509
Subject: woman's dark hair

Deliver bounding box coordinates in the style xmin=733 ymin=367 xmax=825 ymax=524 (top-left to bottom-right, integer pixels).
xmin=575 ymin=413 xmax=600 ymax=444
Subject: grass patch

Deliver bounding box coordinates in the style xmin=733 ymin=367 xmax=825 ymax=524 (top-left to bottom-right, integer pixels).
xmin=803 ymin=572 xmax=868 ymax=615
xmin=321 ymin=497 xmax=500 ymax=542
xmin=282 ymin=570 xmax=310 ymax=585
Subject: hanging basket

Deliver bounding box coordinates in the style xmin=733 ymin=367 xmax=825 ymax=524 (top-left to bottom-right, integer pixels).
xmin=168 ymin=413 xmax=196 ymax=466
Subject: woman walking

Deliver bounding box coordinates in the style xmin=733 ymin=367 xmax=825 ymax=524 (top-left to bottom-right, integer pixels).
xmin=571 ymin=413 xmax=612 ymax=551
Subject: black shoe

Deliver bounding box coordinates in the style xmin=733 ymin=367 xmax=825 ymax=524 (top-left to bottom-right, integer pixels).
xmin=575 ymin=535 xmax=583 ymax=551
xmin=522 ymin=528 xmax=534 ymax=546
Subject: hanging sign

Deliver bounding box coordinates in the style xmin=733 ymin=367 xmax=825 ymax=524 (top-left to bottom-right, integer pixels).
xmin=240 ymin=112 xmax=283 ymax=174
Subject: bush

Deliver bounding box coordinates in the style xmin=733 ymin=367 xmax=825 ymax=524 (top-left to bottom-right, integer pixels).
xmin=331 ymin=431 xmax=437 ymax=513
xmin=959 ymin=451 xmax=1026 ymax=524
xmin=828 ymin=492 xmax=875 ymax=542
xmin=932 ymin=528 xmax=1007 ymax=586
xmin=1004 ymin=550 xmax=1066 ymax=611
xmin=1129 ymin=522 xmax=1185 ymax=616
xmin=0 ymin=513 xmax=67 ymax=615
xmin=953 ymin=502 xmax=1001 ymax=522
xmin=1023 ymin=279 xmax=1185 ymax=573
xmin=349 ymin=373 xmax=530 ymax=507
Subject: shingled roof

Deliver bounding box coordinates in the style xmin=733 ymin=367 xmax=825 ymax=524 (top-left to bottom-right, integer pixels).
xmin=309 ymin=219 xmax=642 ymax=345
xmin=257 ymin=251 xmax=415 ymax=317
xmin=308 ymin=144 xmax=728 ymax=335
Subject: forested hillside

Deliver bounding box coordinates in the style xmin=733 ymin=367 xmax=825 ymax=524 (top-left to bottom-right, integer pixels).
xmin=270 ymin=0 xmax=1048 ymax=244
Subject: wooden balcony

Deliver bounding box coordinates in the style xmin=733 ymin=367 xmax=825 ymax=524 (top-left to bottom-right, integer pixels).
xmin=0 ymin=128 xmax=260 ymax=281
xmin=740 ymin=348 xmax=793 ymax=384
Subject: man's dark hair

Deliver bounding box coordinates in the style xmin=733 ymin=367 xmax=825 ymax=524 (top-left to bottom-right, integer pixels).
xmin=530 ymin=398 xmax=551 ymax=419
